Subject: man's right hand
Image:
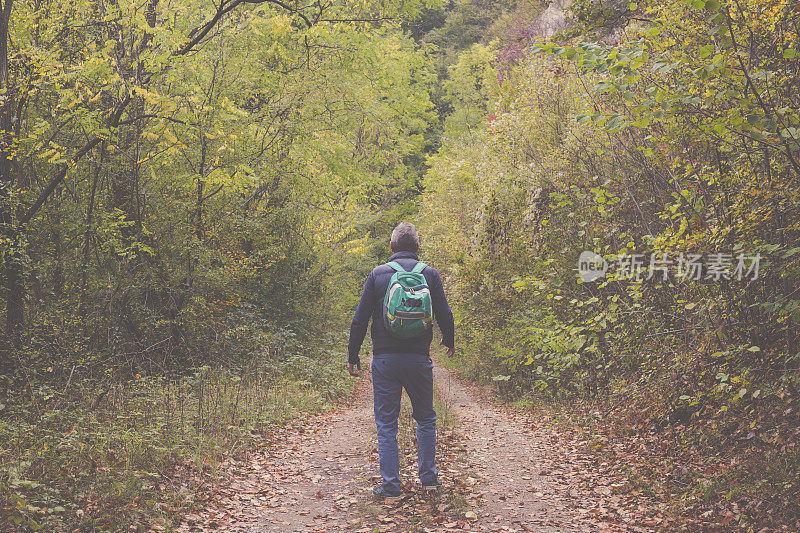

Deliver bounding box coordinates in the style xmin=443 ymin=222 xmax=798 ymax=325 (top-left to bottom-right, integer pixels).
xmin=348 ymin=361 xmax=361 ymax=377
xmin=441 ymin=341 xmax=455 ymax=358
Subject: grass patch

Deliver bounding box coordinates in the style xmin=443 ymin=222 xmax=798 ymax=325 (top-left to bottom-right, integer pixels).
xmin=0 ymin=339 xmax=355 ymax=531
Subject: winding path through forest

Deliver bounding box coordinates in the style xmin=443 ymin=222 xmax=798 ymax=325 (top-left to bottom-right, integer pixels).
xmin=178 ymin=361 xmax=653 ymax=532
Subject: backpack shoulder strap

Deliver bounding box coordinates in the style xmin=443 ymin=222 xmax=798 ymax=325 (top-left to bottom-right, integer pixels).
xmin=411 ymin=262 xmax=427 ymax=274
xmin=387 ymin=261 xmax=405 ymax=272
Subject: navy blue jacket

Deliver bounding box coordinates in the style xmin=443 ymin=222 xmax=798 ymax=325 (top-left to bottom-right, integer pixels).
xmin=348 ymin=251 xmax=455 ymax=365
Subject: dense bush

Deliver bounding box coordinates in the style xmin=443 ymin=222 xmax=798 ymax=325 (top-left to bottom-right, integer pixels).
xmin=0 ymin=0 xmax=444 ymax=528
xmin=420 ymin=0 xmax=800 ymax=524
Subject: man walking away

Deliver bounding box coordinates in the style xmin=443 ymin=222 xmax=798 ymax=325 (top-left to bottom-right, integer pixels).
xmin=347 ymin=222 xmax=455 ymax=501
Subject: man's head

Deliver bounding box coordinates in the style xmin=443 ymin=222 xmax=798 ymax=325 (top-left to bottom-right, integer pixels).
xmin=390 ymin=222 xmax=419 ymax=253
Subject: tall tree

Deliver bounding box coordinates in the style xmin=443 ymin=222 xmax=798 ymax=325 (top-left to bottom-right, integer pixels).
xmin=0 ymin=0 xmax=23 ymax=342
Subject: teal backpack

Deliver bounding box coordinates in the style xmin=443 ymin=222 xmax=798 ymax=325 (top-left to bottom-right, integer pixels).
xmin=383 ymin=261 xmax=433 ymax=339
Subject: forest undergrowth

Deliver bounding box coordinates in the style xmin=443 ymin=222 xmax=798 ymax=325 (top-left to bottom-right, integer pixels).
xmin=1 ymin=330 xmax=354 ymax=530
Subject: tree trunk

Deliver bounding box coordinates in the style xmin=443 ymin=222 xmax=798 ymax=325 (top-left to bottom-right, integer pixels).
xmin=52 ymin=206 xmax=63 ymax=298
xmin=79 ymin=148 xmax=104 ymax=319
xmin=196 ymin=135 xmax=207 ymax=241
xmin=0 ymin=0 xmax=23 ymax=341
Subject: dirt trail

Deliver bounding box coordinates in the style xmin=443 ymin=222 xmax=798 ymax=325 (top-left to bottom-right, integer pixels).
xmin=179 ymin=362 xmax=640 ymax=532
xmin=433 ymin=367 xmax=571 ymax=531
xmin=179 ymin=384 xmax=376 ymax=532
xmin=433 ymin=367 xmax=627 ymax=532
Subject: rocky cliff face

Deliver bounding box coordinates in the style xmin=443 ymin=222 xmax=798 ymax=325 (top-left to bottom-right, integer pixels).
xmin=534 ymin=0 xmax=572 ymax=37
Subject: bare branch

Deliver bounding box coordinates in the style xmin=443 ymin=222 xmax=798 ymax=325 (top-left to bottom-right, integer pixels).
xmin=176 ymin=0 xmax=313 ymax=56
xmin=19 ymin=96 xmax=132 ymax=224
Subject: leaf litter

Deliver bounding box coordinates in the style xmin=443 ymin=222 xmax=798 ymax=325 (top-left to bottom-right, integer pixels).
xmin=177 ymin=362 xmax=664 ymax=532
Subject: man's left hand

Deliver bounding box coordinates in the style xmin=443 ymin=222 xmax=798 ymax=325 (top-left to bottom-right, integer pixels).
xmin=348 ymin=361 xmax=361 ymax=377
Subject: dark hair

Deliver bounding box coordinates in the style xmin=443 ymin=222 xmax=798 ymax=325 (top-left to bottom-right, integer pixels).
xmin=390 ymin=222 xmax=419 ymax=252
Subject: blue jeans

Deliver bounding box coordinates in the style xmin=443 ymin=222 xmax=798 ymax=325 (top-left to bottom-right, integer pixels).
xmin=372 ymin=353 xmax=437 ymax=493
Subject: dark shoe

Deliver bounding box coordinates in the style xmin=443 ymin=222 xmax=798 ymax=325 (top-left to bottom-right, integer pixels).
xmin=373 ymin=485 xmax=402 ymax=502
xmin=422 ymin=478 xmax=442 ymax=491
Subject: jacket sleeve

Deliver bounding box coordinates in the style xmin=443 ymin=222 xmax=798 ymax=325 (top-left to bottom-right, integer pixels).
xmin=347 ymin=271 xmax=375 ymax=365
xmin=429 ymin=269 xmax=455 ymax=349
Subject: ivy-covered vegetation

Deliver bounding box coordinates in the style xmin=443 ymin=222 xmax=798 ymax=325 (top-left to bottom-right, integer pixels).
xmin=421 ymin=0 xmax=800 ymax=527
